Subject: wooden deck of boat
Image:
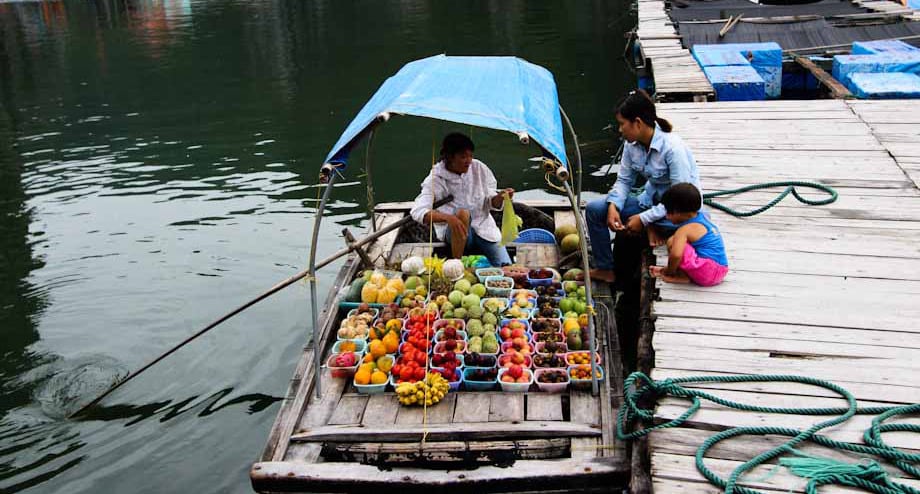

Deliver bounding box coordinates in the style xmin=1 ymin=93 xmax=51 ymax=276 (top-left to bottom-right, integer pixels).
xmin=646 ymin=99 xmax=920 ymax=493
xmin=252 ymin=202 xmax=629 ymax=493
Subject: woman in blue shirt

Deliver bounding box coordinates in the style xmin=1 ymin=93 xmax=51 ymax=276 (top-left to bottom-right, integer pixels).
xmin=586 ymin=90 xmax=702 ymax=283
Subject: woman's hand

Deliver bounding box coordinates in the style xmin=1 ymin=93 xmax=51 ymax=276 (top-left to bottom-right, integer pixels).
xmin=626 ymin=214 xmax=644 ymax=234
xmin=491 ymin=188 xmax=514 ymax=208
xmin=607 ymin=204 xmax=624 ymax=231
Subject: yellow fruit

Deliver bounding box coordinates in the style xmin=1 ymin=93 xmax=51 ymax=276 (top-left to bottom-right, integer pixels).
xmin=563 ymin=318 xmax=580 ymax=333
xmin=378 ymin=286 xmax=398 ymax=304
xmin=415 ymin=285 xmax=427 ymax=298
xmin=338 ymin=341 xmax=356 ymax=352
xmin=376 ymin=356 xmax=393 ymax=373
xmin=383 ymin=333 xmax=399 ymax=354
xmin=363 ymin=353 xmax=375 ymax=364
xmin=370 ymin=271 xmax=387 ymax=288
xmin=578 ymin=314 xmax=589 ymax=328
xmin=386 ymin=277 xmax=404 ymax=293
xmin=359 ymin=362 xmax=375 ymax=373
xmin=386 ymin=319 xmax=402 ymax=332
xmin=369 ymin=340 xmax=386 ymax=359
xmin=370 ymin=370 xmax=387 ymax=385
xmin=361 ymin=283 xmax=379 ymax=303
xmin=354 ymin=369 xmax=371 ymax=385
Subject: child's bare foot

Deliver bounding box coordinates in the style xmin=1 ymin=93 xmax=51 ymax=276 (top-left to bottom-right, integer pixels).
xmin=590 ymin=268 xmax=616 ymax=283
xmin=649 ymin=266 xmax=691 ymax=284
xmin=647 ymin=226 xmax=666 ymax=247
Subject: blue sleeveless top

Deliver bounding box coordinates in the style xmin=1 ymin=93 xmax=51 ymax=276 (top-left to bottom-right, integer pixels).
xmin=681 ymin=213 xmax=728 ymax=266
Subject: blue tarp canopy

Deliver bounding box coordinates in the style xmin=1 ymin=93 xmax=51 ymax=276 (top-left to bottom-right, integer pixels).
xmin=324 ymin=55 xmax=568 ymax=168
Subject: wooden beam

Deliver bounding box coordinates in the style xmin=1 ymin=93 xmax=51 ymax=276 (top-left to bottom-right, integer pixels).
xmin=794 ymin=56 xmax=852 ymax=100
xmin=291 ymin=421 xmax=602 ymax=443
xmin=322 ymin=438 xmax=571 ymax=463
xmin=342 ymin=228 xmax=373 ymax=268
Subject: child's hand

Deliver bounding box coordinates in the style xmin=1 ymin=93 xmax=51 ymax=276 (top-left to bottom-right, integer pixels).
xmin=647 ymin=227 xmax=666 ymax=247
xmin=626 ymin=215 xmax=644 ymax=234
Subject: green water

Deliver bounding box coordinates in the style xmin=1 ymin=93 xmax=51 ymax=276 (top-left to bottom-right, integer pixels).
xmin=0 ymin=1 xmax=634 ymax=492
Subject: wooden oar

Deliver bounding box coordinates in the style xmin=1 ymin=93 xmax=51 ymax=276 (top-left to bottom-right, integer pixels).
xmin=68 ymin=196 xmax=452 ymax=419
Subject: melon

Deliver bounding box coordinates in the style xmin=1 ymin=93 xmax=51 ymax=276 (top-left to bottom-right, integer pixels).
xmin=555 ymin=224 xmax=578 ymax=243
xmin=561 ymin=233 xmax=581 ymax=255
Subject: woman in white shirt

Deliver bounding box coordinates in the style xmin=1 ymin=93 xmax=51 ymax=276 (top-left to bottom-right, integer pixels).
xmin=410 ymin=133 xmax=514 ymax=267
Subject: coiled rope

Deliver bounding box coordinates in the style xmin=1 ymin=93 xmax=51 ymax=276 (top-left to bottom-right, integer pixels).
xmin=616 ymin=372 xmax=920 ymax=494
xmin=702 ymin=181 xmax=838 ymax=217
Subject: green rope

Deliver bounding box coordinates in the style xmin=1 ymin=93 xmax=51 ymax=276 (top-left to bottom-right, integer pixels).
xmin=616 ymin=372 xmax=920 ymax=494
xmin=702 ymin=181 xmax=838 ymax=217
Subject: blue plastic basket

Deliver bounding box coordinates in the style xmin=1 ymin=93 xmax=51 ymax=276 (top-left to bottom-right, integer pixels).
xmin=514 ymin=228 xmax=556 ymax=244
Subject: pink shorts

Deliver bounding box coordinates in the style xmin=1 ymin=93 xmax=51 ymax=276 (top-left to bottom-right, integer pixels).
xmin=680 ymin=244 xmax=728 ymax=287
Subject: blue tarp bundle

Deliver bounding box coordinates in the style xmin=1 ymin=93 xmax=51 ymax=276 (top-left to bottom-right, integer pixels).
xmin=848 ymin=72 xmax=920 ymax=98
xmin=324 ymin=55 xmax=568 ymax=168
xmin=694 ymin=49 xmax=750 ymax=67
xmin=833 ymin=53 xmax=920 ymax=85
xmin=852 ymin=39 xmax=920 ymax=55
xmin=703 ymin=65 xmax=766 ymax=101
xmin=693 ymin=42 xmax=782 ymax=98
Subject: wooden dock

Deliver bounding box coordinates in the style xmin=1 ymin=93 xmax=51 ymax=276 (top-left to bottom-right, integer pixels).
xmin=636 ymin=0 xmax=714 ymax=102
xmin=645 ymin=99 xmax=920 ymax=493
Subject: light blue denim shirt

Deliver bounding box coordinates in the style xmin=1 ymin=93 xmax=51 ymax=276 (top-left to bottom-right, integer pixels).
xmin=606 ymin=123 xmax=702 ymax=225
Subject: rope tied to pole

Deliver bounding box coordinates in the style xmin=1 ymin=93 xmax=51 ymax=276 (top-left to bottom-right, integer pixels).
xmin=617 ymin=371 xmax=920 ymax=494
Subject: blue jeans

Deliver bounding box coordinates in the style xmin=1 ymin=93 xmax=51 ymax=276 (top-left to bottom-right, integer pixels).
xmin=586 ymin=196 xmax=678 ymax=271
xmin=444 ymin=228 xmax=512 ymax=267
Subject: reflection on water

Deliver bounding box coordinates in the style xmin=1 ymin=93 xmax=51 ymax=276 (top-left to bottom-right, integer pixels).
xmin=0 ymin=0 xmax=633 ymax=492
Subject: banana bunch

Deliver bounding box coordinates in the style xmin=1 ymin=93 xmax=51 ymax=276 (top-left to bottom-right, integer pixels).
xmin=395 ymin=372 xmax=450 ymax=406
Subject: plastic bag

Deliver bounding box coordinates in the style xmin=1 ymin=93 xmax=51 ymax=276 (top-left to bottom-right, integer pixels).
xmin=500 ymin=194 xmax=523 ymax=246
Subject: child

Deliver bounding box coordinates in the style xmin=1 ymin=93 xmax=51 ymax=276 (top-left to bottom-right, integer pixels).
xmin=649 ymin=183 xmax=728 ymax=286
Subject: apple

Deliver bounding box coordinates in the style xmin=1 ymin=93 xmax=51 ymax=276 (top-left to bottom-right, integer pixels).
xmin=511 ymin=327 xmax=525 ymax=339
xmin=508 ymin=365 xmax=523 ymax=379
xmin=500 ymin=326 xmax=512 ymax=340
xmin=511 ymin=352 xmax=525 ymax=365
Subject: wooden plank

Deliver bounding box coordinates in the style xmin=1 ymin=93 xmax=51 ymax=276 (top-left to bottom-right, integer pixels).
xmin=291 ymin=421 xmax=603 ymax=443
xmin=452 ymin=393 xmax=491 ymax=423
xmin=361 ymin=393 xmax=399 ymax=426
xmin=571 ymin=437 xmax=602 ymax=460
xmin=365 ymin=212 xmax=405 ymax=267
xmin=425 ymin=392 xmax=457 ymax=424
xmin=251 ymin=456 xmax=628 ymax=493
xmin=569 ymin=391 xmax=601 ymax=426
xmin=489 ymin=393 xmax=525 ymax=422
xmin=323 ymin=438 xmax=571 ymax=463
xmin=283 ymin=370 xmax=347 ymax=461
xmin=327 ymin=394 xmax=368 ymax=425
xmin=514 ymin=243 xmax=560 ymax=269
xmin=526 ymin=394 xmax=564 ymax=421
xmin=794 ymin=56 xmax=852 ymax=99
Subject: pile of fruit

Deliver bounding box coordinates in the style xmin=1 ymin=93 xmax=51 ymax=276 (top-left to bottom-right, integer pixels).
xmin=396 ymin=372 xmax=450 ymax=406
xmin=500 ymin=364 xmax=532 ymax=384
xmin=537 ymin=369 xmax=567 ymax=384
xmin=569 ymin=365 xmax=602 ymax=380
xmin=566 ymin=351 xmax=599 ymax=366
xmin=431 ymin=352 xmax=462 ymax=384
xmin=337 ymin=311 xmax=373 ymax=340
xmin=533 ymin=353 xmax=566 ymax=368
xmin=354 ymin=345 xmax=394 ymax=386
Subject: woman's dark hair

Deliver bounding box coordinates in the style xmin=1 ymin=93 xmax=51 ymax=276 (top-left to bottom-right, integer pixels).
xmin=616 ymin=89 xmax=673 ymax=132
xmin=661 ymin=183 xmax=702 ymax=214
xmin=440 ymin=132 xmax=475 ymax=161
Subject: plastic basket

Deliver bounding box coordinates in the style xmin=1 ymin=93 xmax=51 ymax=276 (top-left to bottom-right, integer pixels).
xmin=501 ymin=340 xmax=535 ymax=356
xmin=565 ymin=351 xmax=602 ymax=366
xmin=480 ymin=297 xmax=510 ymax=314
xmin=462 ymin=368 xmax=498 ymax=391
xmin=568 ymin=364 xmax=605 ymax=390
xmin=527 ymin=268 xmax=557 ymax=287
xmin=347 ymin=307 xmax=380 ymax=320
xmin=531 ymin=331 xmax=565 ymax=345
xmin=432 ymin=367 xmax=463 ymax=391
xmin=502 ymin=307 xmax=533 ymax=321
xmin=432 ymin=352 xmax=464 ymax=369
xmin=514 ymin=228 xmax=555 ymax=244
xmin=326 ymin=352 xmax=362 ymax=378
xmin=462 ymin=353 xmax=497 ymax=369
xmin=498 ymin=319 xmax=531 ymax=343
xmin=434 ymin=329 xmax=468 ymax=343
xmin=354 ymin=381 xmax=388 ymax=394
xmin=432 ymin=319 xmax=466 ymax=334
xmin=530 ymin=318 xmax=562 ymax=334
xmin=484 ymin=276 xmax=514 ymax=297
xmin=530 ymin=308 xmax=563 ymax=320
xmin=532 ymin=352 xmax=567 ymax=369
xmin=332 ymin=339 xmax=367 ymax=355
xmin=475 ymin=268 xmax=504 ymax=283
xmin=535 ymin=341 xmax=568 ymax=355
xmin=534 ymin=368 xmax=570 ymax=393
xmin=498 ymin=353 xmax=533 ymax=369
xmin=497 ymin=368 xmax=534 ymax=392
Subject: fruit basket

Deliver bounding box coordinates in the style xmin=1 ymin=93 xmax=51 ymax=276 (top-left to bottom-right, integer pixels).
xmin=463 ymin=353 xmax=497 ymax=369
xmin=434 ymin=340 xmax=467 ymax=354
xmin=532 ymin=352 xmax=567 ymax=369
xmin=353 ymin=354 xmax=394 ymax=394
xmin=530 ymin=317 xmax=562 ymax=333
xmin=534 ymin=368 xmax=570 ymax=393
xmin=565 ymin=351 xmax=602 ymax=366
xmin=480 ymin=297 xmax=510 ymax=313
xmin=498 ymin=318 xmax=530 ymax=342
xmin=531 ymin=330 xmax=565 ymax=345
xmin=432 ymin=352 xmax=464 ymax=369
xmin=568 ymin=364 xmax=605 ymax=390
xmin=347 ymin=307 xmax=380 ymax=320
xmin=326 ymin=352 xmax=362 ymax=378
xmin=404 ymin=307 xmax=439 ymax=323
xmin=510 ymin=289 xmax=538 ymax=300
xmin=475 ymin=267 xmax=505 ymax=283
xmin=432 ymin=318 xmax=466 ymax=333
xmin=498 ymin=367 xmax=534 ymax=392
xmin=431 ymin=367 xmax=463 ymax=391
xmin=501 ymin=340 xmax=535 ymax=356
xmin=526 ymin=267 xmax=559 ymax=287
xmin=463 ymin=367 xmax=498 ymax=391
xmin=498 ymin=352 xmax=533 ymax=369
xmin=484 ymin=276 xmax=514 ymax=297
xmin=535 ymin=341 xmax=568 ymax=355
xmin=332 ymin=339 xmax=367 ymax=355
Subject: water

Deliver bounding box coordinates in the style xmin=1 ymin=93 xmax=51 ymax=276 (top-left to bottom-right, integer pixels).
xmin=0 ymin=1 xmax=635 ymax=492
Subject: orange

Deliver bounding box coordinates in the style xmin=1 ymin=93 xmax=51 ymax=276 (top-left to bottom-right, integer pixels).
xmin=383 ymin=333 xmax=399 ymax=354
xmin=370 ymin=370 xmax=387 ymax=385
xmin=355 ymin=369 xmax=371 ymax=385
xmin=369 ymin=339 xmax=386 ymax=359
xmin=339 ymin=341 xmax=356 ymax=352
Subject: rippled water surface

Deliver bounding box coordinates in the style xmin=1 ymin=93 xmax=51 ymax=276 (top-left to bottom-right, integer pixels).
xmin=0 ymin=1 xmax=634 ymax=492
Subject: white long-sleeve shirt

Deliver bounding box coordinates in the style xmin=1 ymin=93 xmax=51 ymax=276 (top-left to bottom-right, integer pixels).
xmin=410 ymin=159 xmax=502 ymax=243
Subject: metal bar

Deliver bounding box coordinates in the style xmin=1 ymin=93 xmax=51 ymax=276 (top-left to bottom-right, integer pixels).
xmin=309 ymin=173 xmax=338 ymax=399
xmin=559 ymin=105 xmax=584 ymax=212
xmin=562 ymin=181 xmax=599 ymax=396
xmin=365 ymin=130 xmax=377 ymax=233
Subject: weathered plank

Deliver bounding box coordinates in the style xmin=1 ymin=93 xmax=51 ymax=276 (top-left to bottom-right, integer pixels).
xmin=327 ymin=394 xmax=369 ymax=425
xmin=570 ymin=390 xmax=601 ymax=426
xmin=452 ymin=393 xmax=491 ymax=423
xmin=323 ymin=438 xmax=571 ymax=464
xmin=361 ymin=393 xmax=399 ymax=426
xmin=489 ymin=393 xmax=525 ymax=422
xmin=526 ymin=394 xmax=564 ymax=421
xmin=290 ymin=421 xmax=602 ymax=443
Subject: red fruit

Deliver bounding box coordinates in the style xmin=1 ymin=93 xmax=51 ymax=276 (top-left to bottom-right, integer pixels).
xmin=414 ymin=367 xmax=427 ymax=381
xmin=500 ymin=327 xmax=512 ymax=340
xmin=445 ymin=339 xmax=457 ymax=351
xmin=511 ymin=352 xmax=525 ymax=365
xmin=508 ymin=364 xmax=523 ymax=379
xmin=445 ymin=326 xmax=457 ymax=339
xmin=501 ymin=375 xmax=514 ymax=383
xmin=511 ymin=327 xmax=525 ymax=339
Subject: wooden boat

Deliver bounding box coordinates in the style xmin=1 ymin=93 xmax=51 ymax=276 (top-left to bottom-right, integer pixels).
xmin=250 ymin=56 xmax=629 ymax=492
